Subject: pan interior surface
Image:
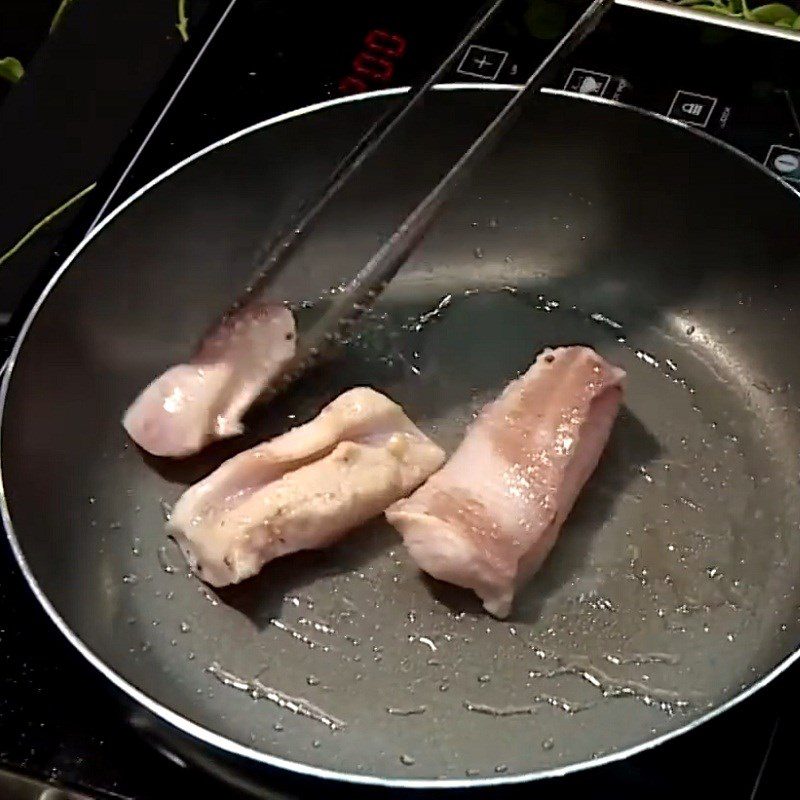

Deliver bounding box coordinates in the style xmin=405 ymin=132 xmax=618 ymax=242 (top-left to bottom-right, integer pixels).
xmin=3 ymin=88 xmax=800 ymax=785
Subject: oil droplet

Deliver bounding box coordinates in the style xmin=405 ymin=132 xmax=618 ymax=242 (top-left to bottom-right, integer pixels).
xmin=306 ymin=675 xmax=320 ymax=686
xmin=312 ymin=739 xmax=321 ymax=748
xmin=273 ymin=722 xmax=284 ymax=732
xmin=589 ymin=312 xmax=623 ymax=330
xmin=478 ymin=674 xmax=491 ymax=683
xmin=635 ymin=350 xmax=660 ymax=369
xmin=180 ymin=622 xmax=191 ymax=633
xmin=387 ymin=705 xmax=427 ymax=716
xmin=157 ymin=546 xmax=177 ymax=574
xmin=400 ymin=754 xmax=416 ymax=766
xmin=542 ymin=737 xmax=555 ymax=750
xmin=208 ymin=663 xmax=345 ymax=730
xmin=159 ymin=499 xmax=173 ymax=521
xmin=122 ymin=573 xmax=138 ymax=585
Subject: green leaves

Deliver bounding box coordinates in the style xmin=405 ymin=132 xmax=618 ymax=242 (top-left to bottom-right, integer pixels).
xmin=682 ymin=4 xmax=736 ymax=13
xmin=176 ymin=0 xmax=190 ymax=42
xmin=746 ymin=2 xmax=798 ymax=22
xmin=0 ymin=182 xmax=96 ymax=268
xmin=678 ymin=0 xmax=800 ymax=26
xmin=0 ymin=56 xmax=24 ymax=83
xmin=50 ymin=0 xmax=77 ymax=33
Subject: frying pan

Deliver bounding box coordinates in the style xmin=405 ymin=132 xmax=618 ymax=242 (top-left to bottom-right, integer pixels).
xmin=3 ymin=85 xmax=800 ymax=791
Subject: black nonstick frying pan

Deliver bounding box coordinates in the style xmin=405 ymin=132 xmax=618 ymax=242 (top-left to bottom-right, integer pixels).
xmin=2 ymin=86 xmax=800 ymax=791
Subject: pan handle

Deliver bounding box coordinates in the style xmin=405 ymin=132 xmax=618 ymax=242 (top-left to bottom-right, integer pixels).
xmin=0 ymin=768 xmax=98 ymax=800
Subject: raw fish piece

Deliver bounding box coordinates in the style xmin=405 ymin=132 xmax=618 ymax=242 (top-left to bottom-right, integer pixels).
xmin=169 ymin=387 xmax=445 ymax=586
xmin=123 ymin=302 xmax=296 ymax=457
xmin=386 ymin=346 xmax=625 ymax=618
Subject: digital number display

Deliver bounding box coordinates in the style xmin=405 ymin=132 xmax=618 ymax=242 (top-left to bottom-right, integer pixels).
xmin=338 ymin=29 xmax=407 ymax=95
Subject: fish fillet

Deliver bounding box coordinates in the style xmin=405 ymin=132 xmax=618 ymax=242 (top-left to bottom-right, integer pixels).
xmin=123 ymin=302 xmax=296 ymax=457
xmin=386 ymin=346 xmax=625 ymax=618
xmin=169 ymin=387 xmax=445 ymax=586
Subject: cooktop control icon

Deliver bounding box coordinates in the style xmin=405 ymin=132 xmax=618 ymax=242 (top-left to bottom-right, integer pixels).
xmin=564 ymin=68 xmax=610 ymax=97
xmin=765 ymin=144 xmax=800 ymax=183
xmin=668 ymin=90 xmax=718 ymax=128
xmin=456 ymin=45 xmax=508 ymax=81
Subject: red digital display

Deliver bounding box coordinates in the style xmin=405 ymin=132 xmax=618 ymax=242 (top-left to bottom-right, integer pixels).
xmin=338 ymin=29 xmax=407 ymax=95
xmin=365 ymin=29 xmax=406 ymax=58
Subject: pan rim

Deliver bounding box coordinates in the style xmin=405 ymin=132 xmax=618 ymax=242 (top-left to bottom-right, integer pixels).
xmin=2 ymin=83 xmax=800 ymax=789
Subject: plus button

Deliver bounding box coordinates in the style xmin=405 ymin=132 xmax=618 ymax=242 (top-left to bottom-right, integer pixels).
xmin=456 ymin=45 xmax=508 ymax=81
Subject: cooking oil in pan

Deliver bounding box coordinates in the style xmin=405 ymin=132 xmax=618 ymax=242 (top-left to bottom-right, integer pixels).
xmin=114 ymin=273 xmax=800 ymax=779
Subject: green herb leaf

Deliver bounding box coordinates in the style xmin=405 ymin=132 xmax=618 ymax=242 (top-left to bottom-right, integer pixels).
xmin=747 ymin=3 xmax=797 ymax=23
xmin=678 ymin=0 xmax=729 ymax=6
xmin=0 ymin=56 xmax=24 ymax=83
xmin=50 ymin=0 xmax=77 ymax=33
xmin=176 ymin=0 xmax=190 ymax=42
xmin=0 ymin=182 xmax=95 ymax=268
xmin=688 ymin=3 xmax=741 ymax=12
